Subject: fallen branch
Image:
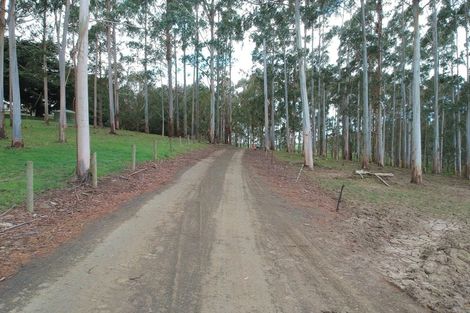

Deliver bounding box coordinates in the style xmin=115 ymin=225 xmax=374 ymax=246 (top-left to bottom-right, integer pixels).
xmin=129 ymin=169 xmax=146 ymax=177
xmin=354 ymin=170 xmax=393 ymax=187
xmin=0 ymin=219 xmax=37 ymax=234
xmin=0 ymin=205 xmax=17 ymax=218
xmin=374 ymin=174 xmax=390 ymax=187
xmin=295 ymin=165 xmax=305 ymax=183
xmin=355 ymin=170 xmax=394 ymax=177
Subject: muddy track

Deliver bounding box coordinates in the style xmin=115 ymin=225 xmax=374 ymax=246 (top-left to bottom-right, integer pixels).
xmin=0 ymin=149 xmax=427 ymax=313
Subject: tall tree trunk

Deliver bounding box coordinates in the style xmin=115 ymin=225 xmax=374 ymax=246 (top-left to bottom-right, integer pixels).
xmin=263 ymin=38 xmax=270 ymax=149
xmin=391 ymin=83 xmax=397 ymax=166
xmin=208 ymin=1 xmax=215 ymax=143
xmin=356 ymin=80 xmax=361 ymax=160
xmin=465 ymin=0 xmax=470 ymax=179
xmin=166 ymin=2 xmax=173 ymax=137
xmin=93 ymin=37 xmax=98 ymax=128
xmin=160 ymin=70 xmax=165 ymax=136
xmin=76 ymin=0 xmax=90 ymax=180
xmin=98 ymin=44 xmax=103 ymax=127
xmin=321 ymin=85 xmax=326 ymax=156
xmin=113 ymin=23 xmax=119 ymax=130
xmin=0 ymin=0 xmax=6 ymax=139
xmin=411 ymin=0 xmax=422 ymax=184
xmin=59 ymin=0 xmax=70 ymax=142
xmin=400 ymin=2 xmax=407 ymax=168
xmin=194 ymin=3 xmax=199 ymax=139
xmin=310 ymin=26 xmax=316 ymax=156
xmin=455 ymin=33 xmax=462 ymax=176
xmin=174 ymin=36 xmax=179 ymax=136
xmin=270 ymin=69 xmax=275 ymax=150
xmin=144 ymin=2 xmax=149 ymax=133
xmin=283 ymin=44 xmax=291 ymax=153
xmin=191 ymin=54 xmax=195 ymax=138
xmin=431 ymin=0 xmax=441 ymax=173
xmin=295 ymin=0 xmax=313 ymax=169
xmin=361 ymin=0 xmax=370 ymax=168
xmin=227 ymin=45 xmax=232 ymax=144
xmin=8 ymin=0 xmax=23 ymax=147
xmin=106 ymin=0 xmax=116 ymax=134
xmin=183 ymin=47 xmax=187 ymax=137
xmin=376 ymin=0 xmax=384 ymax=167
xmin=42 ymin=0 xmax=49 ymax=125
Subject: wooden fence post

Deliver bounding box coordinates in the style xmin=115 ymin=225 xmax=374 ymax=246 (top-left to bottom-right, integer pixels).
xmin=91 ymin=152 xmax=98 ymax=188
xmin=132 ymin=144 xmax=136 ymax=171
xmin=26 ymin=161 xmax=33 ymax=212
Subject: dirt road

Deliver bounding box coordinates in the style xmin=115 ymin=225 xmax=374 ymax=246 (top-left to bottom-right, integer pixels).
xmin=0 ymin=149 xmax=427 ymax=313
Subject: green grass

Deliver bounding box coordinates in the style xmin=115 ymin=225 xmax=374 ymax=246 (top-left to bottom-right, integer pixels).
xmin=0 ymin=119 xmax=207 ymax=212
xmin=275 ymin=151 xmax=470 ymax=218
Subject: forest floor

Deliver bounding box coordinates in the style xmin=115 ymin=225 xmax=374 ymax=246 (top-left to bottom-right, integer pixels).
xmin=267 ymin=151 xmax=470 ymax=312
xmin=0 ymin=119 xmax=205 ymax=212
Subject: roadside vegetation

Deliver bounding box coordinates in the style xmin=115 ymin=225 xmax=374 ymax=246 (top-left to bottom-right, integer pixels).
xmin=275 ymin=151 xmax=470 ymax=219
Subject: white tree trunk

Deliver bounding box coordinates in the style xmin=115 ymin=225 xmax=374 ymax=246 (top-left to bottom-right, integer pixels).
xmin=144 ymin=3 xmax=149 ymax=134
xmin=361 ymin=0 xmax=370 ymax=168
xmin=8 ymin=0 xmax=23 ymax=147
xmin=76 ymin=0 xmax=90 ymax=180
xmin=295 ymin=0 xmax=313 ymax=169
xmin=59 ymin=0 xmax=70 ymax=143
xmin=411 ymin=0 xmax=422 ymax=184
xmin=283 ymin=44 xmax=291 ymax=153
xmin=465 ymin=0 xmax=470 ymax=179
xmin=112 ymin=23 xmax=119 ymax=129
xmin=106 ymin=0 xmax=115 ymax=134
xmin=42 ymin=1 xmax=49 ymax=125
xmin=183 ymin=47 xmax=187 ymax=137
xmin=263 ymin=38 xmax=270 ymax=150
xmin=431 ymin=0 xmax=441 ymax=173
xmin=208 ymin=2 xmax=215 ymax=143
xmin=0 ymin=0 xmax=6 ymax=139
xmin=93 ymin=37 xmax=98 ymax=128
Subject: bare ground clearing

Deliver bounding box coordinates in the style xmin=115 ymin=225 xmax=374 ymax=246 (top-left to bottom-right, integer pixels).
xmin=248 ymin=150 xmax=469 ymax=313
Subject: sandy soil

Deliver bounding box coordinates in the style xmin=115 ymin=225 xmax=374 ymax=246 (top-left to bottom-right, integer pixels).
xmin=0 ymin=148 xmax=429 ymax=313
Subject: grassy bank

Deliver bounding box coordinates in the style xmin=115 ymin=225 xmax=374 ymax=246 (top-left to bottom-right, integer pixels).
xmin=275 ymin=151 xmax=470 ymax=218
xmin=0 ymin=119 xmax=206 ymax=211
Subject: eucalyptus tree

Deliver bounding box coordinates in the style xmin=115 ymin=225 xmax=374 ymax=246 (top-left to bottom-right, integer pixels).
xmin=8 ymin=0 xmax=23 ymax=147
xmin=410 ymin=0 xmax=422 ymax=184
xmin=431 ymin=0 xmax=441 ymax=173
xmin=0 ymin=0 xmax=6 ymax=139
xmin=360 ymin=0 xmax=370 ymax=168
xmin=39 ymin=0 xmax=50 ymax=124
xmin=216 ymin=0 xmax=243 ymax=143
xmin=295 ymin=0 xmax=313 ymax=168
xmin=165 ymin=0 xmax=175 ymax=137
xmin=465 ymin=0 xmax=469 ymax=180
xmin=106 ymin=0 xmax=116 ymax=134
xmin=202 ymin=0 xmax=217 ymax=143
xmin=59 ymin=0 xmax=71 ymax=142
xmin=76 ymin=0 xmax=91 ymax=180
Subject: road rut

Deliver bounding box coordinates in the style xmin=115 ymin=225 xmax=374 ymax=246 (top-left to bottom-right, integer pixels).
xmin=0 ymin=149 xmax=427 ymax=313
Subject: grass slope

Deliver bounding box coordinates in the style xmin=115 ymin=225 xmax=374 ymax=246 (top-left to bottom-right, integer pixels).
xmin=275 ymin=151 xmax=470 ymax=218
xmin=0 ymin=119 xmax=206 ymax=212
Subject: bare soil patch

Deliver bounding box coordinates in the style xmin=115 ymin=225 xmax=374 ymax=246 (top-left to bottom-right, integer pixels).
xmin=245 ymin=150 xmax=470 ymax=313
xmin=0 ymin=147 xmax=216 ymax=280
